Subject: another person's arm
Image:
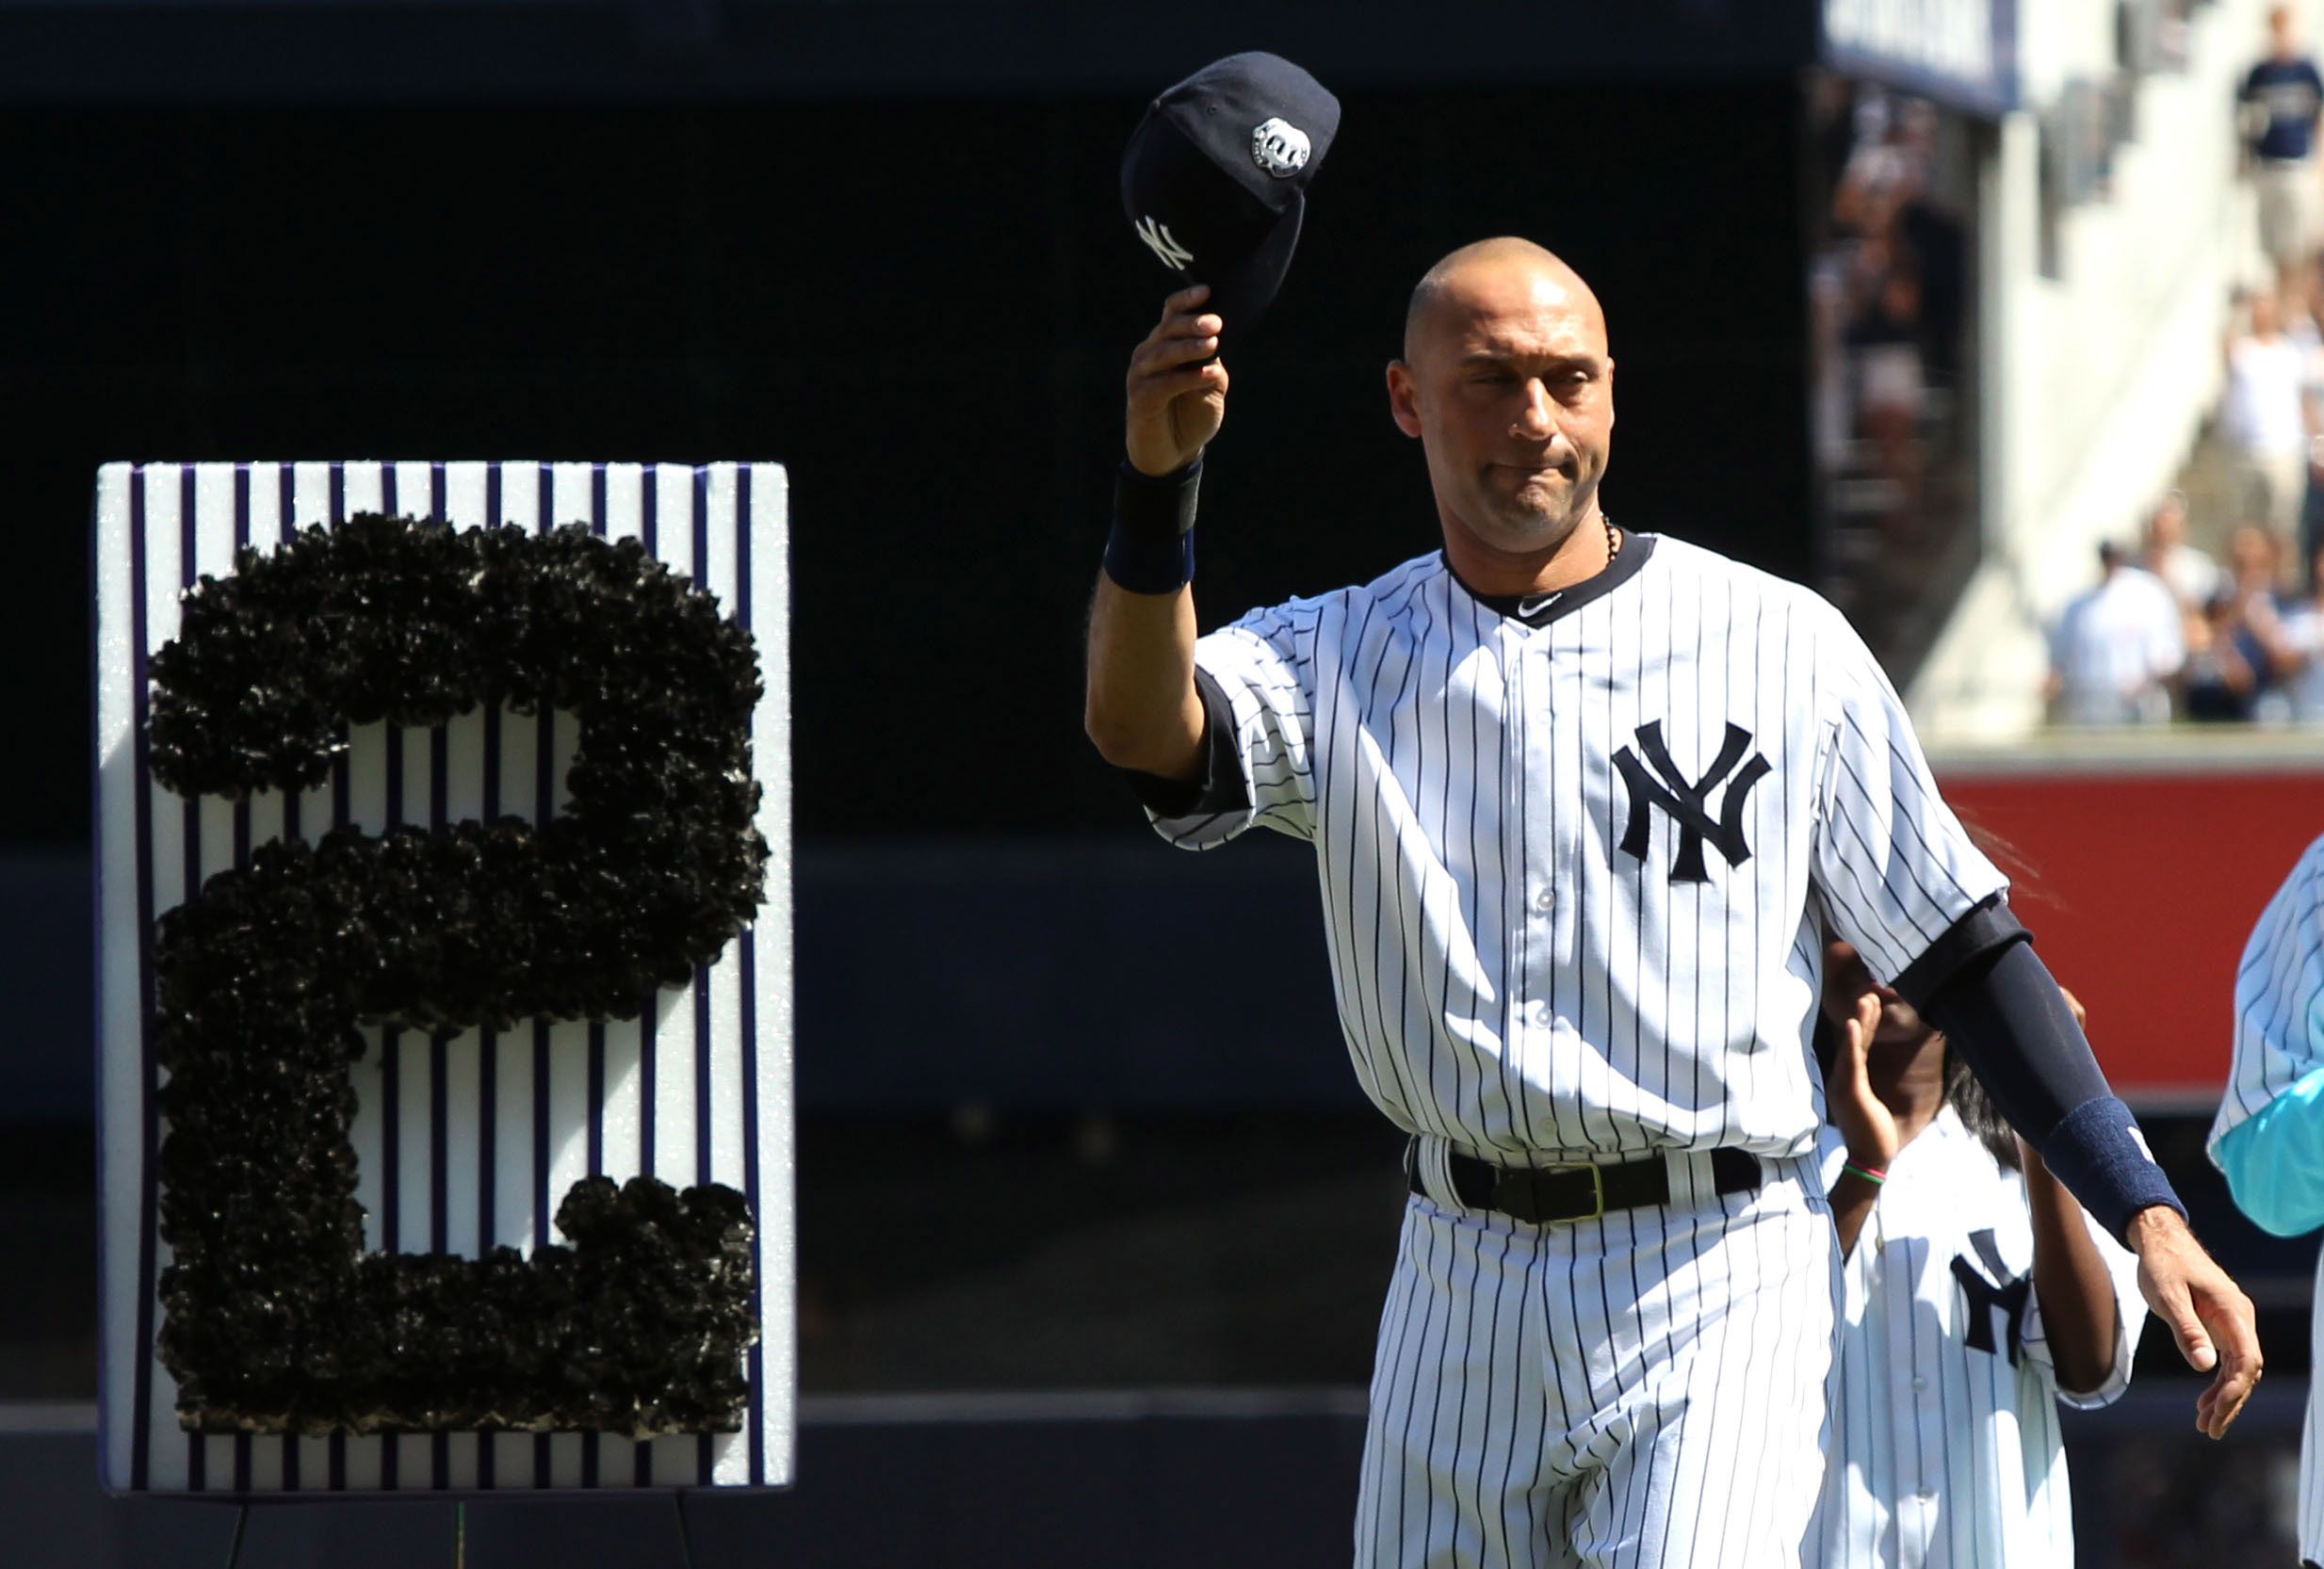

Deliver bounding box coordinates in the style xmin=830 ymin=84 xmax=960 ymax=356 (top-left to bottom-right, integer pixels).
xmin=1914 ymin=939 xmax=2258 ymax=1437
xmin=2020 ymin=1137 xmax=2127 ymax=1397
xmin=1811 ymin=604 xmax=2259 ymax=1437
xmin=1822 ymin=993 xmax=1896 ymax=1260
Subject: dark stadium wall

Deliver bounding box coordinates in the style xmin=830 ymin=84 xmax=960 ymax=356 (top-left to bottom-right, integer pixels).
xmin=6 ymin=85 xmax=1811 ymax=848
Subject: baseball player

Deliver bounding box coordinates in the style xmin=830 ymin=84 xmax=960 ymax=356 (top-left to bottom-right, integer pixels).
xmin=1085 ymin=238 xmax=2260 ymax=1567
xmin=1812 ymin=937 xmax=2145 ymax=1568
xmin=2211 ymin=833 xmax=2324 ymax=1568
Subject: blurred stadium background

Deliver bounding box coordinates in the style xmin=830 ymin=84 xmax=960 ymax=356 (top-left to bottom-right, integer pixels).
xmin=4 ymin=0 xmax=2322 ymax=1562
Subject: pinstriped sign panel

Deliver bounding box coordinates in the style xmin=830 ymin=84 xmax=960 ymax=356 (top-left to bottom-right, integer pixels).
xmin=93 ymin=461 xmax=794 ymax=1494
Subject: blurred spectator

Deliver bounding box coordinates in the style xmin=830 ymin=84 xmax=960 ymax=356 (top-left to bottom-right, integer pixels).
xmin=1846 ymin=242 xmax=1924 ymax=531
xmin=1824 ymin=89 xmax=1970 ymax=551
xmin=2141 ymin=490 xmax=2224 ymax=613
xmin=2222 ymin=286 xmax=2315 ymax=551
xmin=2230 ymin=518 xmax=2298 ymax=607
xmin=2241 ymin=5 xmax=2324 ymax=287
xmin=2046 ymin=542 xmax=2185 ymax=724
xmin=2279 ymin=545 xmax=2324 ymax=718
xmin=2290 ymin=268 xmax=2324 ymax=353
xmin=2188 ymin=526 xmax=2306 ymax=720
xmin=2184 ymin=588 xmax=2266 ymax=720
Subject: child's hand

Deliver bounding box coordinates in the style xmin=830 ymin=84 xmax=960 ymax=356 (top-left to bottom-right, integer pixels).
xmin=1828 ymin=992 xmax=1901 ymax=1173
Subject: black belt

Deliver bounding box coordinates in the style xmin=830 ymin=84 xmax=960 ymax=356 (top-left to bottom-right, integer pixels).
xmin=1409 ymin=1143 xmax=1763 ymax=1224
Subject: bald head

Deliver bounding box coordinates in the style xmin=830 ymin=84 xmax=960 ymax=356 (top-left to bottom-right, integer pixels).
xmin=1403 ymin=238 xmax=1606 ymax=365
xmin=1385 ymin=235 xmax=1617 ymax=584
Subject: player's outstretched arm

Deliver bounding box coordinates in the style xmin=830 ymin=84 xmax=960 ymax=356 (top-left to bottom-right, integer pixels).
xmin=2019 ymin=989 xmax=2123 ymax=1398
xmin=2125 ymin=1205 xmax=2262 ymax=1438
xmin=1914 ymin=937 xmax=2263 ymax=1432
xmin=1084 ymin=284 xmax=1227 ymax=782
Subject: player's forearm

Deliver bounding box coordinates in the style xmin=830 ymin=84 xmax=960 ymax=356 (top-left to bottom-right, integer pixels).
xmin=1916 ymin=936 xmax=2183 ymax=1241
xmin=2021 ymin=1146 xmax=2120 ymax=1394
xmin=1084 ymin=454 xmax=1208 ymax=779
xmin=1084 ymin=573 xmax=1205 ymax=780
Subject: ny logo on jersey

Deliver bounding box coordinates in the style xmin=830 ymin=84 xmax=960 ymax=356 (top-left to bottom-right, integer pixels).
xmin=1612 ymin=721 xmax=1771 ymax=883
xmin=1951 ymin=1229 xmax=2031 ymax=1366
xmin=1134 ymin=215 xmax=1195 ymax=271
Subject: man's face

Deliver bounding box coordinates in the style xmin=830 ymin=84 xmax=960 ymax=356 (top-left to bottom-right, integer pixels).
xmin=1388 ymin=261 xmax=1615 ymax=560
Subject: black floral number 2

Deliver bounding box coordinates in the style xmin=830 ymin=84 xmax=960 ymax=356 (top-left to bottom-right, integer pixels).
xmin=146 ymin=514 xmax=767 ymax=1437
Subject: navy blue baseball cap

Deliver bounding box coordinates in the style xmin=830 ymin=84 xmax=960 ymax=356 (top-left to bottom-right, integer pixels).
xmin=1120 ymin=52 xmax=1341 ymax=335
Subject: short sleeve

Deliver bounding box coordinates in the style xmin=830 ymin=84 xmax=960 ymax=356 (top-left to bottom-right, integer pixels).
xmin=2207 ymin=837 xmax=2324 ymax=1229
xmin=1146 ymin=599 xmax=1319 ymax=849
xmin=1810 ymin=607 xmax=2008 ymax=987
xmin=2019 ymin=1205 xmax=2148 ymax=1410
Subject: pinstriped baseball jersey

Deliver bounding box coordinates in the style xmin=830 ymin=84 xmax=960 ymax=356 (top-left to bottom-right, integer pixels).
xmin=2209 ymin=834 xmax=2324 ymax=1567
xmin=1149 ymin=532 xmax=2007 ymax=1165
xmin=1809 ymin=1112 xmax=2146 ymax=1569
xmin=2213 ymin=834 xmax=2324 ymax=1139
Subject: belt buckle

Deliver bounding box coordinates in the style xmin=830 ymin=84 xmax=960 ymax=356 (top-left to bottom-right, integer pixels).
xmin=1540 ymin=1162 xmax=1605 ymax=1223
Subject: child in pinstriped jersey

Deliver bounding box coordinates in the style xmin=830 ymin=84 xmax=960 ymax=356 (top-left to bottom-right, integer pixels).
xmin=1808 ymin=935 xmax=2147 ymax=1567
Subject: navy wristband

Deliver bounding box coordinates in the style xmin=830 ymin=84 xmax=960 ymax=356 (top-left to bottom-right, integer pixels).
xmin=1103 ymin=458 xmax=1200 ymax=594
xmin=2041 ymin=1094 xmax=2186 ymax=1241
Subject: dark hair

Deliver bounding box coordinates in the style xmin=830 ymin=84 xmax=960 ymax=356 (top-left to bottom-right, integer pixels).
xmin=1944 ymin=1043 xmax=2021 ymax=1171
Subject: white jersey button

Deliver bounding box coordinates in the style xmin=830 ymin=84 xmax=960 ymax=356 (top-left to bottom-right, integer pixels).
xmin=1526 ymin=999 xmax=1551 ymax=1027
xmin=1533 ymin=889 xmax=1555 ymax=914
xmin=1910 ymin=1377 xmax=1927 ymax=1393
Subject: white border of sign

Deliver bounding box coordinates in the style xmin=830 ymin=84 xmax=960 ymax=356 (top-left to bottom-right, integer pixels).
xmin=93 ymin=461 xmax=794 ymax=1494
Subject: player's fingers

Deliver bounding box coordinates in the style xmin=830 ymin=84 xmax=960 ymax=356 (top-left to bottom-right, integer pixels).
xmin=1130 ymin=330 xmax=1224 ymax=380
xmin=2198 ymin=1356 xmax=2258 ymax=1439
xmin=1160 ymin=283 xmax=1211 ymax=317
xmin=1130 ymin=311 xmax=1222 ymax=363
xmin=2155 ymin=1280 xmax=2218 ymax=1375
xmin=2195 ymin=1292 xmax=2263 ymax=1438
xmin=2199 ymin=1363 xmax=2259 ymax=1438
xmin=1134 ymin=363 xmax=1226 ymax=405
xmin=1160 ymin=312 xmax=1225 ymax=342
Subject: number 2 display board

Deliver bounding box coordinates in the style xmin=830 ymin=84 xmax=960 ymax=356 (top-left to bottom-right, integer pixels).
xmin=93 ymin=461 xmax=794 ymax=1494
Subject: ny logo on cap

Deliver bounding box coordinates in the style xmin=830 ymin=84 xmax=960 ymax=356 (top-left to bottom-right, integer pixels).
xmin=1613 ymin=720 xmax=1770 ymax=883
xmin=1134 ymin=216 xmax=1195 ymax=270
xmin=1250 ymin=117 xmax=1311 ymax=178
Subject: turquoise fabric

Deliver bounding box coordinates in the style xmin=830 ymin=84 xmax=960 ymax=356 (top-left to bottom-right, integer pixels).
xmin=2216 ymin=1065 xmax=2324 ymax=1237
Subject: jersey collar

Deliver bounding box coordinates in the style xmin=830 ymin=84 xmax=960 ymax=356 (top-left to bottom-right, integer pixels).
xmin=1446 ymin=530 xmax=1657 ymax=627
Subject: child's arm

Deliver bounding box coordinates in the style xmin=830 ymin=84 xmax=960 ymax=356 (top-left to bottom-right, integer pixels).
xmin=1825 ymin=992 xmax=1897 ymax=1260
xmin=2021 ymin=1137 xmax=2124 ymax=1396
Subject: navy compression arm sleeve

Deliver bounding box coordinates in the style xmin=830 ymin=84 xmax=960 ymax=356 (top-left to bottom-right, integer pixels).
xmin=1919 ymin=936 xmax=2185 ymax=1240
